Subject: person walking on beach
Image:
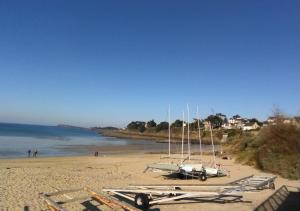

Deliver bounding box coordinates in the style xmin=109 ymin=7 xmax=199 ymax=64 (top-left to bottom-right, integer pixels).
xmin=27 ymin=149 xmax=31 ymax=158
xmin=33 ymin=149 xmax=38 ymax=157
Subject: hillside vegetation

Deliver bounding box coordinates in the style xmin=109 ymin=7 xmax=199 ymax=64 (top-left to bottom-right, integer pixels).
xmin=228 ymin=119 xmax=300 ymax=179
xmin=99 ymin=127 xmax=223 ymax=144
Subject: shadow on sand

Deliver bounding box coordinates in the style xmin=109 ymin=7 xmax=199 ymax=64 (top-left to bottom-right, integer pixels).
xmin=254 ymin=185 xmax=300 ymax=211
xmin=161 ymin=172 xmax=203 ymax=180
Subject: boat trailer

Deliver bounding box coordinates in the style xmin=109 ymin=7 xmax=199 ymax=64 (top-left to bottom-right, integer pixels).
xmin=102 ymin=175 xmax=277 ymax=210
xmin=228 ymin=175 xmax=277 ymax=190
xmin=39 ymin=187 xmax=138 ymax=211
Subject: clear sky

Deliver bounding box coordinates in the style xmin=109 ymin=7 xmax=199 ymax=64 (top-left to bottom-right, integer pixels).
xmin=0 ymin=0 xmax=299 ymax=127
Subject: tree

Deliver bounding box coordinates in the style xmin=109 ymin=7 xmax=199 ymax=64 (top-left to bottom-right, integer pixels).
xmin=156 ymin=121 xmax=169 ymax=132
xmin=127 ymin=121 xmax=146 ymax=132
xmin=127 ymin=121 xmax=138 ymax=130
xmin=190 ymin=119 xmax=204 ymax=130
xmin=224 ymin=118 xmax=228 ymax=124
xmin=233 ymin=114 xmax=241 ymax=119
xmin=171 ymin=119 xmax=183 ymax=128
xmin=147 ymin=120 xmax=157 ymax=128
xmin=138 ymin=124 xmax=146 ymax=132
xmin=205 ymin=115 xmax=224 ymax=129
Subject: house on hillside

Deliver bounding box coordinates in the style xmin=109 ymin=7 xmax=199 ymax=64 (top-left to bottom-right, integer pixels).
xmin=266 ymin=116 xmax=300 ymax=126
xmin=243 ymin=122 xmax=260 ymax=131
xmin=283 ymin=118 xmax=292 ymax=124
xmin=222 ymin=122 xmax=233 ymax=129
xmin=262 ymin=121 xmax=268 ymax=127
xmin=229 ymin=115 xmax=245 ymax=124
xmin=267 ymin=117 xmax=276 ymax=125
xmin=228 ymin=115 xmax=248 ymax=129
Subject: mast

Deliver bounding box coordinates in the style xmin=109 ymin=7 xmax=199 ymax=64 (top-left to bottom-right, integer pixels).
xmin=209 ymin=121 xmax=216 ymax=168
xmin=168 ymin=105 xmax=171 ymax=158
xmin=181 ymin=111 xmax=185 ymax=161
xmin=187 ymin=104 xmax=190 ymax=160
xmin=197 ymin=106 xmax=203 ymax=162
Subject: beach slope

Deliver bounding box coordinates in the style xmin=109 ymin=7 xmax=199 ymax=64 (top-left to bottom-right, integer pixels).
xmin=0 ymin=155 xmax=298 ymax=210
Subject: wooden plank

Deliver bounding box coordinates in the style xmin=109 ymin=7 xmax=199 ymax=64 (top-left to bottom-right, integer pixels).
xmin=85 ymin=188 xmax=138 ymax=211
xmin=48 ymin=205 xmax=59 ymax=211
xmin=40 ymin=193 xmax=68 ymax=211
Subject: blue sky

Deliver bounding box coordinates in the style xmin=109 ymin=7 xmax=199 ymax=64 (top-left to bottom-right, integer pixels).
xmin=0 ymin=0 xmax=299 ymax=127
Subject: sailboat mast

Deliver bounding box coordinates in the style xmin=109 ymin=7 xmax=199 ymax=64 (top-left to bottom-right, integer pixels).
xmin=181 ymin=111 xmax=185 ymax=161
xmin=187 ymin=104 xmax=190 ymax=160
xmin=209 ymin=122 xmax=216 ymax=168
xmin=197 ymin=106 xmax=203 ymax=161
xmin=168 ymin=105 xmax=171 ymax=158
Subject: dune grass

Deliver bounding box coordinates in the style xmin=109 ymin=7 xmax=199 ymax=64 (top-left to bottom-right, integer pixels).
xmin=229 ymin=120 xmax=300 ymax=179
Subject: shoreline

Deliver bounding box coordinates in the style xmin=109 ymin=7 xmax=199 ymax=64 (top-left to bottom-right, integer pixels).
xmin=0 ymin=140 xmax=218 ymax=159
xmin=97 ymin=128 xmax=221 ymax=144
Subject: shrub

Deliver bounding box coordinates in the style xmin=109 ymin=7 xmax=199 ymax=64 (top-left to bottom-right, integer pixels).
xmin=156 ymin=121 xmax=169 ymax=132
xmin=146 ymin=120 xmax=157 ymax=128
xmin=127 ymin=121 xmax=146 ymax=133
xmin=231 ymin=119 xmax=300 ymax=179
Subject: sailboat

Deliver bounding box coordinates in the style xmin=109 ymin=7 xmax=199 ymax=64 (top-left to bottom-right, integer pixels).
xmin=178 ymin=105 xmax=227 ymax=178
xmin=144 ymin=105 xmax=208 ymax=181
xmin=196 ymin=106 xmax=228 ymax=177
xmin=202 ymin=122 xmax=227 ymax=177
xmin=145 ymin=105 xmax=228 ymax=179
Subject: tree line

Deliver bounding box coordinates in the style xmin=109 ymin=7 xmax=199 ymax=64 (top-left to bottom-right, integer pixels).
xmin=127 ymin=114 xmax=223 ymax=132
xmin=126 ymin=113 xmax=263 ymax=133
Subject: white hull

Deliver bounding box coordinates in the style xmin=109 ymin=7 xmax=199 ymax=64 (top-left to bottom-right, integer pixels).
xmin=205 ymin=166 xmax=227 ymax=177
xmin=205 ymin=167 xmax=219 ymax=176
xmin=179 ymin=163 xmax=203 ymax=172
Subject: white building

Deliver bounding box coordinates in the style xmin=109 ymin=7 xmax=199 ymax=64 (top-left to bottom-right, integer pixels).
xmin=243 ymin=122 xmax=260 ymax=131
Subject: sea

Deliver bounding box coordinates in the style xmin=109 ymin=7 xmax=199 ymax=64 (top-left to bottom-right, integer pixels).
xmin=0 ymin=122 xmax=216 ymax=158
xmin=0 ymin=122 xmax=142 ymax=158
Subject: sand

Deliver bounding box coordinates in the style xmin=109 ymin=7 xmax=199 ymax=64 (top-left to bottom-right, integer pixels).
xmin=0 ymin=154 xmax=299 ymax=211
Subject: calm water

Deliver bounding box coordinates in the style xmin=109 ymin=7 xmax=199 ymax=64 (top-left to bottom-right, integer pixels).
xmin=0 ymin=123 xmax=132 ymax=158
xmin=0 ymin=123 xmax=216 ymax=158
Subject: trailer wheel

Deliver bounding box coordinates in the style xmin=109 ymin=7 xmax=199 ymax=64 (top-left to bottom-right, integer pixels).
xmin=200 ymin=173 xmax=207 ymax=181
xmin=135 ymin=193 xmax=150 ymax=210
xmin=177 ymin=172 xmax=185 ymax=179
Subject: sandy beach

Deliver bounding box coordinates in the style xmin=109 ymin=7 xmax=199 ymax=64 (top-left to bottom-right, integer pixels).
xmin=0 ymin=153 xmax=299 ymax=211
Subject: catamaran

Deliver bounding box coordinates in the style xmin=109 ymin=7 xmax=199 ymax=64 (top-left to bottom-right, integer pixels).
xmin=145 ymin=105 xmax=228 ymax=180
xmin=145 ymin=105 xmax=207 ymax=181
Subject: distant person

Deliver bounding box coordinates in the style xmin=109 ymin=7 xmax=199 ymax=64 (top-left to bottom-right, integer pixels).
xmin=27 ymin=149 xmax=31 ymax=158
xmin=33 ymin=149 xmax=38 ymax=157
xmin=94 ymin=151 xmax=98 ymax=157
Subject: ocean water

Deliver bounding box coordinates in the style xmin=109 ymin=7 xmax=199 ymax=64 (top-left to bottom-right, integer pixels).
xmin=0 ymin=123 xmax=216 ymax=158
xmin=0 ymin=123 xmax=130 ymax=158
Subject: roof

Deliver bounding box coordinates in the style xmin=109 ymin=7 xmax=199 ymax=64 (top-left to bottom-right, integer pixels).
xmin=244 ymin=122 xmax=257 ymax=126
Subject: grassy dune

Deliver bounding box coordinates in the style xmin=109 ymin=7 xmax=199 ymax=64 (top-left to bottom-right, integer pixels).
xmin=228 ymin=121 xmax=300 ymax=179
